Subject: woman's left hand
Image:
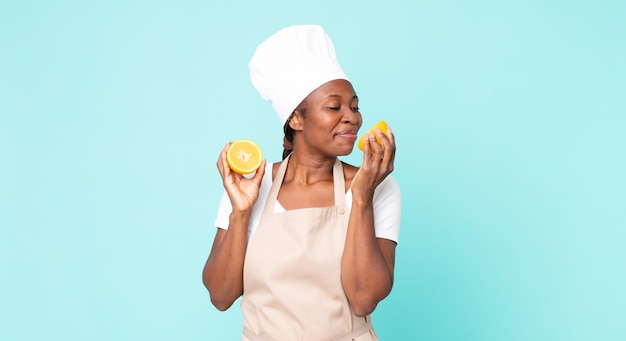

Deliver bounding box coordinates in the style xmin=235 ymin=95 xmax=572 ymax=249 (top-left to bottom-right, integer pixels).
xmin=352 ymin=126 xmax=396 ymax=199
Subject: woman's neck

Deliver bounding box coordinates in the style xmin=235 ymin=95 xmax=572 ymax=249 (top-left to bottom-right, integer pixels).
xmin=283 ymin=152 xmax=337 ymax=185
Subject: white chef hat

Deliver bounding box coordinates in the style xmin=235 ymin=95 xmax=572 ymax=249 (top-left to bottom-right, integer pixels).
xmin=249 ymin=25 xmax=349 ymax=125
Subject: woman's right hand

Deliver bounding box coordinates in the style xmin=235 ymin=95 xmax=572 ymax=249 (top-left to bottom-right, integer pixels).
xmin=217 ymin=142 xmax=266 ymax=212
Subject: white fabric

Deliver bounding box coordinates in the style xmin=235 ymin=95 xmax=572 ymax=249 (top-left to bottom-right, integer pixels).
xmin=214 ymin=161 xmax=401 ymax=243
xmin=249 ymin=25 xmax=349 ymax=125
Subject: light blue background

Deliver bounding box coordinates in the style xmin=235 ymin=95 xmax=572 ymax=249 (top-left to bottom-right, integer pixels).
xmin=1 ymin=1 xmax=625 ymax=340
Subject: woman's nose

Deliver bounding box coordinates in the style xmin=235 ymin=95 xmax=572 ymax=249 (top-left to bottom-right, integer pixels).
xmin=342 ymin=108 xmax=360 ymax=124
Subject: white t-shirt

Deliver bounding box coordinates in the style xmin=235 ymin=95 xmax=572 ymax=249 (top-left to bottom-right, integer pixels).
xmin=214 ymin=161 xmax=401 ymax=243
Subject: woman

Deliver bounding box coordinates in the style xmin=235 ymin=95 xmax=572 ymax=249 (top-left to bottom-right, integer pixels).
xmin=203 ymin=25 xmax=401 ymax=341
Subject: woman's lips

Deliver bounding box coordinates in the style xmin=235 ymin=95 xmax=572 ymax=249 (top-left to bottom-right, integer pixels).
xmin=336 ymin=131 xmax=358 ymax=142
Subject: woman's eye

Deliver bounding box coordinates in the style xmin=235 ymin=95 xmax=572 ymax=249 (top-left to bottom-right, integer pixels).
xmin=327 ymin=107 xmax=340 ymax=111
xmin=352 ymin=107 xmax=360 ymax=111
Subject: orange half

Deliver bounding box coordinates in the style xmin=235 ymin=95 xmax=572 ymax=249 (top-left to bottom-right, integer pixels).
xmin=226 ymin=139 xmax=263 ymax=174
xmin=358 ymin=120 xmax=389 ymax=151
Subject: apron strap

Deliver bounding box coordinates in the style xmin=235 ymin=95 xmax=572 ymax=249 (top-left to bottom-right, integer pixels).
xmin=332 ymin=158 xmax=346 ymax=208
xmin=262 ymin=155 xmax=290 ymax=214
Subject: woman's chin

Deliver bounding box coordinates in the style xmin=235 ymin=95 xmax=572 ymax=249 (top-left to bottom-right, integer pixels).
xmin=337 ymin=146 xmax=356 ymax=156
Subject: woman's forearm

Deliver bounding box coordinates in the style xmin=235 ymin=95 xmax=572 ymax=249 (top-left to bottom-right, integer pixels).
xmin=341 ymin=197 xmax=394 ymax=317
xmin=202 ymin=210 xmax=251 ymax=311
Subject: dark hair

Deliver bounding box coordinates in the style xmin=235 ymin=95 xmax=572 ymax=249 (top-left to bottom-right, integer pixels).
xmin=282 ymin=121 xmax=295 ymax=160
xmin=282 ymin=102 xmax=307 ymax=160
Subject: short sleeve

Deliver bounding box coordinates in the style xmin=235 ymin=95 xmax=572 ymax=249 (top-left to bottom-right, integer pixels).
xmin=372 ymin=175 xmax=401 ymax=243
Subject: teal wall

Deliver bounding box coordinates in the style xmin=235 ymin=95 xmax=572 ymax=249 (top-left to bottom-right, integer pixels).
xmin=1 ymin=1 xmax=624 ymax=340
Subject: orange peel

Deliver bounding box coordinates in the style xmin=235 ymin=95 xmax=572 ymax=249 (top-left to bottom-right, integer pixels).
xmin=357 ymin=120 xmax=389 ymax=151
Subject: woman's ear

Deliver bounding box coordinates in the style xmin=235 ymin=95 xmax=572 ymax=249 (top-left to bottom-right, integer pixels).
xmin=289 ymin=111 xmax=304 ymax=131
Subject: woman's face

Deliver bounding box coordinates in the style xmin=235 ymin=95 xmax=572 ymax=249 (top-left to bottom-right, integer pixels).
xmin=294 ymin=79 xmax=362 ymax=156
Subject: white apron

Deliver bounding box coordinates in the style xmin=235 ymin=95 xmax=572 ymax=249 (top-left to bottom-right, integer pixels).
xmin=241 ymin=156 xmax=378 ymax=341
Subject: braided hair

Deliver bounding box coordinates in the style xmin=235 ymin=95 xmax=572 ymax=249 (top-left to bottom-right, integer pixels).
xmin=281 ymin=103 xmax=307 ymax=160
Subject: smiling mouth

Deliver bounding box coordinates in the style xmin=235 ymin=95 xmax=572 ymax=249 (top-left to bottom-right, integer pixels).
xmin=336 ymin=132 xmax=358 ymax=141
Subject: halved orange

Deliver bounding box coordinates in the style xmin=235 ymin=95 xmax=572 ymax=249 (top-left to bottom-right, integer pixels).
xmin=358 ymin=120 xmax=389 ymax=151
xmin=226 ymin=139 xmax=263 ymax=174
